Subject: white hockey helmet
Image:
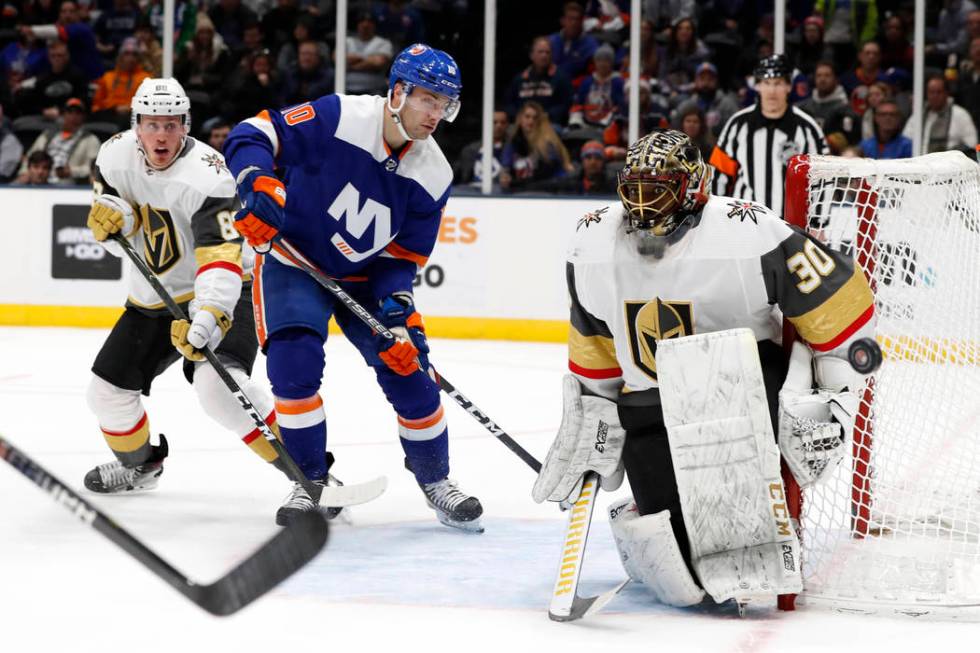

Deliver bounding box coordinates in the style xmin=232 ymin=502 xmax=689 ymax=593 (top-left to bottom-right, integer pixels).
xmin=130 ymin=77 xmax=191 ymax=131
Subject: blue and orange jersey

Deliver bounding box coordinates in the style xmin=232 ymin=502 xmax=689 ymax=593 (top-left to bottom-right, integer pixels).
xmin=224 ymin=93 xmax=453 ymax=298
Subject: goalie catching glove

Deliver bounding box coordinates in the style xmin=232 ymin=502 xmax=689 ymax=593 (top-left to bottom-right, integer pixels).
xmin=171 ymin=306 xmax=232 ymax=361
xmin=779 ymin=341 xmax=859 ymax=488
xmin=532 ymin=374 xmax=626 ymax=505
xmin=88 ymin=194 xmax=138 ymax=241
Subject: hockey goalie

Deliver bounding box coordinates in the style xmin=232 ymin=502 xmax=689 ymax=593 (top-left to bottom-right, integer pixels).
xmin=532 ymin=129 xmax=875 ymax=610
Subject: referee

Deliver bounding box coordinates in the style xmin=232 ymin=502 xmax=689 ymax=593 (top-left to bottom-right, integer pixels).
xmin=710 ymin=55 xmax=827 ymax=213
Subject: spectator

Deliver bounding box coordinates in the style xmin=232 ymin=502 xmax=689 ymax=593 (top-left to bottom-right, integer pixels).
xmin=500 ymin=101 xmax=574 ymax=192
xmin=345 ymin=12 xmax=394 ymax=96
xmin=539 ymin=139 xmax=617 ymax=195
xmin=281 ymin=40 xmax=332 ymax=105
xmin=94 ymin=0 xmax=141 ymax=64
xmin=814 ymin=0 xmax=879 ymax=72
xmin=840 ymin=40 xmax=885 ymax=114
xmin=134 ymin=19 xmax=162 ymax=78
xmin=568 ymin=44 xmax=624 ymax=129
xmin=276 ymin=15 xmax=330 ymax=78
xmin=905 ymin=75 xmax=979 ymax=153
xmin=548 ymin=1 xmax=599 ymax=82
xmin=206 ymin=119 xmax=231 ymax=152
xmin=21 ymin=1 xmax=104 ymax=80
xmin=674 ymin=62 xmax=739 ymax=136
xmin=582 ymin=0 xmax=629 ymax=44
xmin=14 ymin=40 xmax=88 ymax=119
xmin=602 ymin=78 xmax=671 ymax=161
xmin=0 ymin=103 xmax=23 ymax=182
xmin=223 ymin=49 xmax=280 ymax=121
xmin=658 ymin=16 xmax=709 ymax=97
xmin=643 ymin=0 xmax=698 ymax=34
xmin=238 ymin=21 xmax=268 ymax=60
xmin=175 ymin=13 xmax=233 ymax=117
xmin=860 ymin=100 xmax=912 ymax=159
xmin=373 ymin=0 xmax=426 ymax=51
xmin=798 ymin=60 xmax=849 ymax=131
xmin=619 ymin=18 xmax=661 ymax=80
xmin=928 ymin=0 xmax=978 ymax=60
xmin=791 ymin=15 xmax=833 ymax=77
xmin=144 ymin=0 xmax=197 ymax=55
xmin=209 ymin=0 xmax=258 ymax=52
xmin=674 ymin=103 xmax=714 ymax=160
xmin=17 ymin=98 xmax=100 ymax=185
xmin=91 ymin=37 xmax=151 ymax=128
xmin=878 ymin=15 xmax=913 ymax=72
xmin=859 ymin=80 xmax=891 ymax=140
xmin=17 ymin=150 xmax=52 ymax=184
xmin=454 ymin=109 xmax=509 ymax=187
xmin=505 ymin=36 xmax=574 ymax=126
xmin=1 ymin=30 xmax=47 ymax=84
xmin=261 ymin=0 xmax=300 ymax=54
xmin=957 ymin=36 xmax=980 ymax=135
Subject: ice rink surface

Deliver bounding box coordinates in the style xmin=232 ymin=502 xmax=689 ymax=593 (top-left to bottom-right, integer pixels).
xmin=0 ymin=326 xmax=974 ymax=652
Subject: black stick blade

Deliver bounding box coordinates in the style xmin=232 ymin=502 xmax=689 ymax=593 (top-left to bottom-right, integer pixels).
xmin=193 ymin=512 xmax=329 ymax=616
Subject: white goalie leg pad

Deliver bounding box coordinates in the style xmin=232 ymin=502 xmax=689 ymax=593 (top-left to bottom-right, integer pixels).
xmin=86 ymin=374 xmax=144 ymax=430
xmin=655 ymin=329 xmax=803 ymax=604
xmin=608 ymin=498 xmax=706 ymax=607
xmin=192 ymin=362 xmax=275 ymax=436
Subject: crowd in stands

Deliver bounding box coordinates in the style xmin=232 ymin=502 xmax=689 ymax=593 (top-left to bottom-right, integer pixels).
xmin=0 ymin=1 xmax=978 ymax=197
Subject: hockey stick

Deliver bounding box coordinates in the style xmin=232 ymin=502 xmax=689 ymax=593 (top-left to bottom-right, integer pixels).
xmin=109 ymin=233 xmax=384 ymax=508
xmin=0 ymin=434 xmax=328 ymax=616
xmin=548 ymin=472 xmax=629 ymax=621
xmin=268 ymin=238 xmax=543 ymax=473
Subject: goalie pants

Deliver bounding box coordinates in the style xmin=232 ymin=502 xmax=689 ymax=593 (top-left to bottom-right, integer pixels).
xmin=618 ymin=339 xmax=788 ymax=581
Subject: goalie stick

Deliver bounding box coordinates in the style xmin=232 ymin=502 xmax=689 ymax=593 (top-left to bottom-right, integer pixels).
xmin=110 ymin=233 xmax=385 ymax=509
xmin=268 ymin=238 xmax=542 ymax=474
xmin=548 ymin=473 xmax=629 ymax=621
xmin=0 ymin=434 xmax=328 ymax=616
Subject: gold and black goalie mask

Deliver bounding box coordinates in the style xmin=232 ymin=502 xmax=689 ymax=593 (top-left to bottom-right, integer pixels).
xmin=617 ymin=168 xmax=689 ymax=235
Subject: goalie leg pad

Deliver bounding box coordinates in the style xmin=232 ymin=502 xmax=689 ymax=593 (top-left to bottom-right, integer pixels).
xmin=608 ymin=498 xmax=706 ymax=607
xmin=655 ymin=329 xmax=803 ymax=604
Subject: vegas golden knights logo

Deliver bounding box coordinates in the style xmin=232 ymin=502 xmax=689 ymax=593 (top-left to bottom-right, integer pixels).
xmin=139 ymin=205 xmax=180 ymax=274
xmin=624 ymin=298 xmax=694 ymax=381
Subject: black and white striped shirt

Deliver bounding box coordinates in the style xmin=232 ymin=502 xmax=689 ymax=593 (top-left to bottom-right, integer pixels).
xmin=709 ymin=103 xmax=827 ymax=213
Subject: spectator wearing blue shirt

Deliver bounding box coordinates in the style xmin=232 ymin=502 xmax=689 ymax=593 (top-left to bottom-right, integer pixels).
xmin=860 ymin=100 xmax=912 ymax=159
xmin=373 ymin=0 xmax=426 ymax=51
xmin=568 ymin=44 xmax=624 ymax=129
xmin=548 ymin=2 xmax=599 ymax=83
xmin=21 ymin=2 xmax=104 ymax=80
xmin=95 ymin=0 xmax=142 ymax=63
xmin=505 ymin=36 xmax=574 ymax=126
xmin=1 ymin=34 xmax=48 ymax=83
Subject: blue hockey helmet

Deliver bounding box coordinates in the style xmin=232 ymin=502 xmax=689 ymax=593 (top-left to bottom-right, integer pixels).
xmin=388 ymin=43 xmax=461 ymax=122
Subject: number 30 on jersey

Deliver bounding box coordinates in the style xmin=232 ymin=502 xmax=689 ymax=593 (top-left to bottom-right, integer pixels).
xmin=786 ymin=239 xmax=836 ymax=293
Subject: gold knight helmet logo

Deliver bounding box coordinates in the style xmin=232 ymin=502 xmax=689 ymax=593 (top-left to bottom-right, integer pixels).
xmin=140 ymin=205 xmax=180 ymax=274
xmin=624 ymin=298 xmax=694 ymax=381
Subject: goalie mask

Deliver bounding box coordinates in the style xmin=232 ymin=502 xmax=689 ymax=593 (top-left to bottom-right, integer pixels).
xmin=617 ymin=130 xmax=711 ymax=238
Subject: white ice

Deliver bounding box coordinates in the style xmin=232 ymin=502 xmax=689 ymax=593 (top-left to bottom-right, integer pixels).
xmin=0 ymin=327 xmax=974 ymax=652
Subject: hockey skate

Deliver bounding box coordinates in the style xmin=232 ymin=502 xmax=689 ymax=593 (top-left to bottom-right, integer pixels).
xmin=406 ymin=458 xmax=484 ymax=533
xmin=83 ymin=434 xmax=169 ymax=494
xmin=275 ymin=473 xmax=346 ymax=526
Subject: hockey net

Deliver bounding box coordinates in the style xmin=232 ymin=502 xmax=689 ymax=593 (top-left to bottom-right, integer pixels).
xmin=781 ymin=152 xmax=980 ymax=620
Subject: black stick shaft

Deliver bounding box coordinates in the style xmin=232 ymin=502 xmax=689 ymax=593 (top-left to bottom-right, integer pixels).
xmin=109 ymin=234 xmax=321 ymax=501
xmin=269 ymin=239 xmax=542 ymax=474
xmin=0 ymin=435 xmax=328 ymax=616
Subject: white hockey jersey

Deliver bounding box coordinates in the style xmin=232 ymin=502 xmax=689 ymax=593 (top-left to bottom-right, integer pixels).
xmin=93 ymin=131 xmax=247 ymax=315
xmin=567 ymin=195 xmax=874 ymax=399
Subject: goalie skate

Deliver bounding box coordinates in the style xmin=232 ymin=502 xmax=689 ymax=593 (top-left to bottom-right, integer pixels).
xmin=83 ymin=434 xmax=169 ymax=494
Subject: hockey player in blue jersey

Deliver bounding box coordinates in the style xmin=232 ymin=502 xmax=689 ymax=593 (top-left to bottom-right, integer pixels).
xmin=223 ymin=43 xmax=483 ymax=531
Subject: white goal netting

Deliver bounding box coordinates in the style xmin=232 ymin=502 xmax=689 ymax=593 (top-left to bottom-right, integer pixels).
xmin=784 ymin=152 xmax=980 ymax=619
